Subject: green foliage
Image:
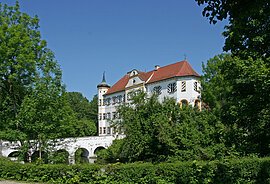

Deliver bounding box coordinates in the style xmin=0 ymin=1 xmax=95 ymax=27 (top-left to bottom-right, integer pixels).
xmin=1 ymin=156 xmax=270 ymax=183
xmin=197 ymin=0 xmax=270 ymax=158
xmin=65 ymin=92 xmax=98 ymax=122
xmin=0 ymin=1 xmax=64 ymax=141
xmin=195 ymin=0 xmax=270 ymax=58
xmin=201 ymin=54 xmax=232 ymax=113
xmin=102 ymin=92 xmax=227 ymax=163
xmin=96 ymin=139 xmax=125 ymax=163
xmin=0 ymin=2 xmax=96 ymax=162
xmin=202 ymin=54 xmax=270 ymax=157
xmin=65 ymin=92 xmax=97 ymax=136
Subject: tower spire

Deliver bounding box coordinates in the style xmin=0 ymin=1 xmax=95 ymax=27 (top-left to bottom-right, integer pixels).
xmin=102 ymin=71 xmax=106 ymax=83
xmin=97 ymin=71 xmax=110 ymax=88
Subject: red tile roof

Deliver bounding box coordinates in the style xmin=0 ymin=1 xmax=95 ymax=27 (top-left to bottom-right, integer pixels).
xmin=105 ymin=60 xmax=199 ymax=95
xmin=147 ymin=60 xmax=200 ymax=84
xmin=106 ymin=74 xmax=129 ymax=95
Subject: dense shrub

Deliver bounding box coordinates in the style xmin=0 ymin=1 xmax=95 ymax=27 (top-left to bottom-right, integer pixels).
xmin=1 ymin=156 xmax=270 ymax=183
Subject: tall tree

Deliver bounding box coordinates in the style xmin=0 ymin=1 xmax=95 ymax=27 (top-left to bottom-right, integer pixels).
xmin=0 ymin=2 xmax=64 ymax=141
xmin=195 ymin=0 xmax=270 ymax=58
xmin=0 ymin=2 xmax=88 ymax=161
xmin=197 ymin=0 xmax=270 ymax=156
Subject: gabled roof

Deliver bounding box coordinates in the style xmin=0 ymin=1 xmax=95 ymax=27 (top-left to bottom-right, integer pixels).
xmin=147 ymin=60 xmax=200 ymax=84
xmin=105 ymin=60 xmax=199 ymax=95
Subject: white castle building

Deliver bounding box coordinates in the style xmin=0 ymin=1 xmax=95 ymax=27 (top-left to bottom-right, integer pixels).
xmin=97 ymin=60 xmax=201 ymax=136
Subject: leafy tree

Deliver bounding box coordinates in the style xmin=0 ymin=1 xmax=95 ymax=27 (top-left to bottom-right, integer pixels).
xmin=99 ymin=92 xmax=228 ymax=163
xmin=0 ymin=2 xmax=92 ymax=161
xmin=195 ymin=0 xmax=270 ymax=58
xmin=201 ymin=54 xmax=232 ymax=114
xmin=65 ymin=92 xmax=97 ymax=136
xmin=202 ymin=54 xmax=270 ymax=156
xmin=0 ymin=2 xmax=63 ymax=140
xmin=197 ymin=0 xmax=270 ymax=156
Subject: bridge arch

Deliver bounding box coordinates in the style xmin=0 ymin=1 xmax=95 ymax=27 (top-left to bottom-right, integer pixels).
xmin=93 ymin=146 xmax=106 ymax=155
xmin=8 ymin=151 xmax=20 ymax=161
xmin=75 ymin=147 xmax=90 ymax=164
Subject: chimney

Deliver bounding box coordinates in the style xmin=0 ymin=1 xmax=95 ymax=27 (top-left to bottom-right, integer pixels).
xmin=155 ymin=65 xmax=160 ymax=70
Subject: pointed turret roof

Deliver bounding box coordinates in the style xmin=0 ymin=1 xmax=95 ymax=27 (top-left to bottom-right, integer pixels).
xmin=97 ymin=72 xmax=110 ymax=88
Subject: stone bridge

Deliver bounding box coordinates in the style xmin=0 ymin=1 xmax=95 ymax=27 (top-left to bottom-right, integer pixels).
xmin=0 ymin=135 xmax=124 ymax=164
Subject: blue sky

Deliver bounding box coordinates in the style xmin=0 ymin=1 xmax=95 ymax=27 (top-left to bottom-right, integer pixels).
xmin=2 ymin=0 xmax=227 ymax=100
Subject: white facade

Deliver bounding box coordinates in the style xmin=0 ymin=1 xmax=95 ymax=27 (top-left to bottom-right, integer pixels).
xmin=97 ymin=61 xmax=201 ymax=136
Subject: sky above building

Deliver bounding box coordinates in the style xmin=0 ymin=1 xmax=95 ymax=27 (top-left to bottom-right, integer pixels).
xmin=2 ymin=0 xmax=227 ymax=100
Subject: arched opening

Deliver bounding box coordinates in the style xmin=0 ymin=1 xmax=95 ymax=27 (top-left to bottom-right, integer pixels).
xmin=31 ymin=151 xmax=48 ymax=163
xmin=8 ymin=151 xmax=20 ymax=161
xmin=94 ymin=146 xmax=106 ymax=155
xmin=93 ymin=146 xmax=106 ymax=164
xmin=180 ymin=99 xmax=189 ymax=108
xmin=75 ymin=148 xmax=89 ymax=164
xmin=50 ymin=149 xmax=69 ymax=164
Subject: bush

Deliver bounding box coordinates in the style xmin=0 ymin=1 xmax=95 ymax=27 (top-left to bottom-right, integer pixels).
xmin=1 ymin=156 xmax=270 ymax=183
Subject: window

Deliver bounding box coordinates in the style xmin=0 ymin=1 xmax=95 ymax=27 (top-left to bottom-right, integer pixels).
xmin=103 ymin=113 xmax=106 ymax=120
xmin=103 ymin=127 xmax=106 ymax=134
xmin=118 ymin=95 xmax=122 ymax=103
xmin=99 ymin=99 xmax=102 ymax=106
xmin=107 ymin=112 xmax=111 ymax=120
xmin=133 ymin=79 xmax=136 ymax=84
xmin=99 ymin=113 xmax=102 ymax=120
xmin=194 ymin=81 xmax=198 ymax=91
xmin=181 ymin=81 xmax=186 ymax=92
xmin=112 ymin=96 xmax=116 ymax=104
xmin=107 ymin=127 xmax=111 ymax=134
xmin=167 ymin=82 xmax=177 ymax=93
xmin=99 ymin=127 xmax=102 ymax=134
xmin=153 ymin=86 xmax=162 ymax=95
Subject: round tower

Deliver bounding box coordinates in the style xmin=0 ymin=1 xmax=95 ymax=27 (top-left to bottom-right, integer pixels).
xmin=97 ymin=72 xmax=110 ymax=136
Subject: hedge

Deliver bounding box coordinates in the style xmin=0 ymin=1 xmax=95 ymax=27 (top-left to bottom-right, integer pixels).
xmin=0 ymin=157 xmax=270 ymax=183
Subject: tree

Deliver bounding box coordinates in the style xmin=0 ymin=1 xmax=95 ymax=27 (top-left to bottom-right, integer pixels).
xmin=65 ymin=92 xmax=97 ymax=136
xmin=195 ymin=0 xmax=270 ymax=58
xmin=99 ymin=92 xmax=227 ymax=163
xmin=0 ymin=2 xmax=88 ymax=162
xmin=202 ymin=54 xmax=270 ymax=156
xmin=201 ymin=54 xmax=232 ymax=114
xmin=0 ymin=2 xmax=63 ymax=140
xmin=197 ymin=0 xmax=270 ymax=156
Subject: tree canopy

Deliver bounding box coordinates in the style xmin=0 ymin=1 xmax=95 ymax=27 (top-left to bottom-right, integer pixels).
xmin=98 ymin=92 xmax=228 ymax=163
xmin=196 ymin=0 xmax=270 ymax=58
xmin=0 ymin=2 xmax=97 ymax=161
